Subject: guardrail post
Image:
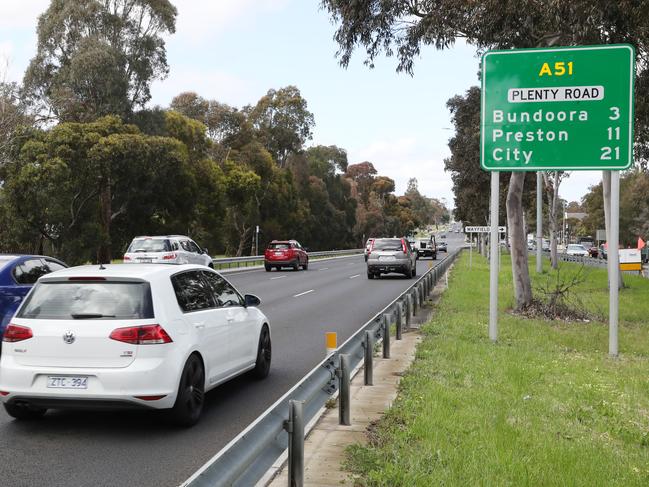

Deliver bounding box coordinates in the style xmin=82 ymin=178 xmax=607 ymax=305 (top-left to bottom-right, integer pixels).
xmin=413 ymin=290 xmax=418 ymax=316
xmin=339 ymin=354 xmax=351 ymax=425
xmin=363 ymin=331 xmax=373 ymax=386
xmin=382 ymin=314 xmax=391 ymax=359
xmin=406 ymin=295 xmax=412 ymax=329
xmin=396 ymin=302 xmax=403 ymax=340
xmin=285 ymin=400 xmax=304 ymax=487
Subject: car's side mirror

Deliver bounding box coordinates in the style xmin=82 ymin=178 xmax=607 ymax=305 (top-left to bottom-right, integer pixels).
xmin=303 ymin=247 xmax=309 ymax=252
xmin=203 ymin=248 xmax=209 ymax=255
xmin=244 ymin=294 xmax=261 ymax=307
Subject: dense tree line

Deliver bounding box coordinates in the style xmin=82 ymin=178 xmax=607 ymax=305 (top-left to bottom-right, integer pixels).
xmin=0 ymin=0 xmax=448 ymax=265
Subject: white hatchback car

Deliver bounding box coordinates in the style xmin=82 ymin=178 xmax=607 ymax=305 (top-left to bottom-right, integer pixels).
xmin=0 ymin=264 xmax=271 ymax=426
xmin=566 ymin=244 xmax=589 ymax=257
xmin=123 ymin=235 xmax=213 ymax=267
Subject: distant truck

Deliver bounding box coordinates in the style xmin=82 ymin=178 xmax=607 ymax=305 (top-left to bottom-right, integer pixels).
xmin=415 ymin=236 xmax=437 ymax=259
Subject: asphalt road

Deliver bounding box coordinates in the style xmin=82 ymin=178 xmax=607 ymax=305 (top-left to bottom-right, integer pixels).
xmin=0 ymin=234 xmax=464 ymax=487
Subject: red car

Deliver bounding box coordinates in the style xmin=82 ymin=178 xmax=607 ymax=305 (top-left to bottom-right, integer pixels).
xmin=264 ymin=240 xmax=309 ymax=271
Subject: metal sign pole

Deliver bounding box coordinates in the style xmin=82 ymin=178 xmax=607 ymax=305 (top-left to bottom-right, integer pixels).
xmin=489 ymin=171 xmax=500 ymax=342
xmin=536 ymin=172 xmax=543 ymax=273
xmin=609 ymin=171 xmax=620 ymax=357
xmin=469 ymin=232 xmax=473 ymax=269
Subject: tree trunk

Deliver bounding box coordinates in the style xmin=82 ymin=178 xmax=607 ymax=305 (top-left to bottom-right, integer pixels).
xmin=549 ymin=172 xmax=559 ymax=269
xmin=236 ymin=225 xmax=252 ymax=257
xmin=602 ymin=171 xmax=624 ymax=289
xmin=506 ymin=172 xmax=533 ymax=309
xmin=97 ymin=176 xmax=112 ymax=264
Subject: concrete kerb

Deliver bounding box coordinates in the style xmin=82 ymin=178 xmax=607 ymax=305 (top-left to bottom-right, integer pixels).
xmin=266 ymin=259 xmax=457 ymax=486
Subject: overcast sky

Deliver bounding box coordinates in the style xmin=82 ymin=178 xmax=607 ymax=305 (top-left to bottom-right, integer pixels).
xmin=1 ymin=0 xmax=604 ymax=208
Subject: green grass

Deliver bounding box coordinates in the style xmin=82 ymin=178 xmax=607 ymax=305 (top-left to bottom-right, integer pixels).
xmin=345 ymin=253 xmax=649 ymax=486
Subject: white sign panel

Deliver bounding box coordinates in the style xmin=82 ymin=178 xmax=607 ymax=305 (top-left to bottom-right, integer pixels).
xmin=465 ymin=226 xmax=506 ymax=233
xmin=619 ymin=249 xmax=641 ymax=264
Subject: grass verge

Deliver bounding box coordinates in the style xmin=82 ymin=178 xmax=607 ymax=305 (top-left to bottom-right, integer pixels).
xmin=345 ymin=253 xmax=649 ymax=486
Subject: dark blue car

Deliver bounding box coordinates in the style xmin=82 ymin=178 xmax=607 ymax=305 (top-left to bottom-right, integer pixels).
xmin=0 ymin=255 xmax=68 ymax=337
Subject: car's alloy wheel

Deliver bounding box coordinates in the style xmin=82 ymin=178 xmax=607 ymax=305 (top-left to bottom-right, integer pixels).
xmin=3 ymin=402 xmax=47 ymax=420
xmin=302 ymin=259 xmax=309 ymax=270
xmin=252 ymin=326 xmax=271 ymax=379
xmin=293 ymin=260 xmax=299 ymax=271
xmin=170 ymin=355 xmax=204 ymax=427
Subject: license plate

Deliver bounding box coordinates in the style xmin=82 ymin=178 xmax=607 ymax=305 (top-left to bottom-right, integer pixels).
xmin=47 ymin=376 xmax=88 ymax=389
xmin=138 ymin=258 xmax=153 ymax=263
xmin=379 ymin=256 xmax=396 ymax=261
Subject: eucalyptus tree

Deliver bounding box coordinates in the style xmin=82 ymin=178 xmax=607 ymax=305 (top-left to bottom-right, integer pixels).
xmin=23 ymin=0 xmax=177 ymax=122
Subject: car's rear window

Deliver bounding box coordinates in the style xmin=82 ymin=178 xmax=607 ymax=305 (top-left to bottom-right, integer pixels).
xmin=373 ymin=239 xmax=403 ymax=251
xmin=18 ymin=282 xmax=154 ymax=319
xmin=127 ymin=238 xmax=171 ymax=253
xmin=268 ymin=243 xmax=290 ymax=250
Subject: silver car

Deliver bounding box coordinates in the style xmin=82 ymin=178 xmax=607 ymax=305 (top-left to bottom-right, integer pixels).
xmin=367 ymin=237 xmax=417 ymax=279
xmin=123 ymin=235 xmax=213 ymax=267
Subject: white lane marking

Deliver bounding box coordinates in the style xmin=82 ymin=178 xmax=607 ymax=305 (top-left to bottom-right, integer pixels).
xmin=293 ymin=289 xmax=315 ymax=298
xmin=349 ymin=274 xmax=360 ymax=279
xmin=318 ymin=267 xmax=329 ymax=271
xmin=270 ymin=275 xmax=287 ymax=280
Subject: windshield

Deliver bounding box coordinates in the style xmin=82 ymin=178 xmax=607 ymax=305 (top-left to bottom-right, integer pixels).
xmin=268 ymin=243 xmax=290 ymax=250
xmin=127 ymin=238 xmax=171 ymax=253
xmin=18 ymin=281 xmax=154 ymax=320
xmin=373 ymin=239 xmax=403 ymax=251
xmin=568 ymin=245 xmax=585 ymax=250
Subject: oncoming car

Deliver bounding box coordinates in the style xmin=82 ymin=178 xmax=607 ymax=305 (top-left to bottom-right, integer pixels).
xmin=0 ymin=264 xmax=271 ymax=426
xmin=566 ymin=244 xmax=589 ymax=257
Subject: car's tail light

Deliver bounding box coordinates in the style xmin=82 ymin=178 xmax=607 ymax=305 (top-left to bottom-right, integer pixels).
xmin=3 ymin=324 xmax=33 ymax=342
xmin=162 ymin=253 xmax=177 ymax=260
xmin=401 ymin=239 xmax=408 ymax=253
xmin=123 ymin=255 xmax=131 ymax=261
xmin=369 ymin=240 xmax=375 ymax=252
xmin=0 ymin=391 xmax=9 ymax=396
xmin=109 ymin=325 xmax=173 ymax=345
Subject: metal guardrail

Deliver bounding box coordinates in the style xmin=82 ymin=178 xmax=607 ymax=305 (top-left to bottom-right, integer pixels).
xmin=182 ymin=249 xmax=461 ymax=487
xmin=556 ymin=253 xmax=608 ymax=268
xmin=211 ymin=249 xmax=363 ymax=269
xmin=556 ymin=252 xmax=648 ymax=277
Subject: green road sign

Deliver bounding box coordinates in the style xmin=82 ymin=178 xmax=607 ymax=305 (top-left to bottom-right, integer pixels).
xmin=481 ymin=44 xmax=635 ymax=171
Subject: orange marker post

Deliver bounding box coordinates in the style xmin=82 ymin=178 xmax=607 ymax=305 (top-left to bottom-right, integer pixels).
xmin=325 ymin=332 xmax=337 ymax=354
